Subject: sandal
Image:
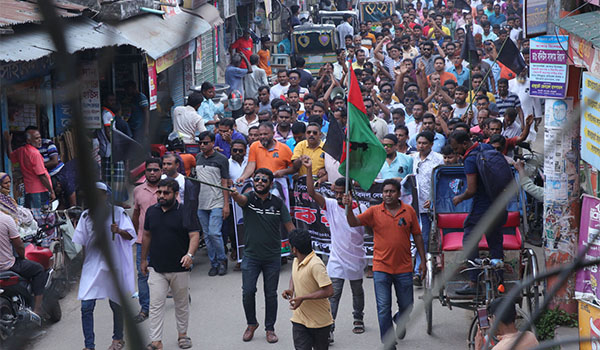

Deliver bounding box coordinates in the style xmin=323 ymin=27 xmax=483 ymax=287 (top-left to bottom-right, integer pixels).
xmin=146 ymin=344 xmax=162 ymax=350
xmin=134 ymin=311 xmax=148 ymax=323
xmin=178 ymin=336 xmax=192 ymax=349
xmin=107 ymin=340 xmax=125 ymax=350
xmin=352 ymin=320 xmax=365 ymax=334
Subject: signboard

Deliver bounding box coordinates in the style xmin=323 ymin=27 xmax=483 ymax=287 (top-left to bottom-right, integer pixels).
xmin=576 ymin=195 xmax=600 ymax=303
xmin=529 ymin=36 xmax=568 ymax=99
xmin=523 ymin=0 xmax=547 ymax=38
xmin=79 ymin=61 xmax=101 ymax=129
xmin=146 ymin=57 xmax=158 ymax=110
xmin=195 ymin=37 xmax=203 ymax=72
xmin=578 ymin=300 xmax=600 ymax=350
xmin=569 ymin=36 xmax=600 ymax=73
xmin=155 ymin=41 xmax=195 ymax=73
xmin=582 ymin=72 xmax=600 ymax=171
xmin=161 ymin=0 xmax=181 ymax=18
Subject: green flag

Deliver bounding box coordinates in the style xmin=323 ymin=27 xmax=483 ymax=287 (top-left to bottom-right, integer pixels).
xmin=338 ymin=65 xmax=386 ymax=190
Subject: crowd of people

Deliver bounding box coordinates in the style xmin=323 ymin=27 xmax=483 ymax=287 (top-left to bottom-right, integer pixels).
xmin=0 ymin=0 xmax=545 ymax=349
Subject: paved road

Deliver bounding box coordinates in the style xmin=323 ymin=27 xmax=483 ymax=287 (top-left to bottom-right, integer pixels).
xmin=30 ymin=250 xmax=476 ymax=350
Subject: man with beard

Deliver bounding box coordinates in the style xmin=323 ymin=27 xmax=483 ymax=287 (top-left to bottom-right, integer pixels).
xmin=236 ymin=98 xmax=260 ymax=136
xmin=364 ymin=98 xmax=388 ymax=142
xmin=411 ymin=131 xmax=444 ymax=286
xmin=231 ymin=168 xmax=295 ymax=343
xmin=452 ymin=86 xmax=477 ymax=122
xmin=379 ymin=134 xmax=413 ymax=182
xmin=270 ymin=70 xmax=291 ymax=100
xmin=288 ymin=70 xmax=309 ymax=96
xmin=196 ymin=131 xmax=230 ymax=277
xmin=236 ymin=122 xmax=293 ymax=183
xmin=495 ymin=78 xmax=524 ymax=126
xmin=343 ymin=179 xmax=425 ymax=344
xmin=430 ymin=56 xmax=457 ymax=88
xmin=142 ymin=178 xmax=200 ymax=350
xmin=509 ymin=68 xmax=542 ymax=132
xmin=215 ymin=117 xmax=246 ymax=158
xmin=132 ymin=158 xmax=162 ymax=323
xmin=408 ymin=114 xmax=446 ymax=152
xmin=286 ymin=88 xmax=304 ymax=116
xmin=258 ymin=86 xmax=272 ymax=114
xmin=303 ymin=159 xmax=367 ymax=343
xmin=247 ymin=126 xmax=260 ymax=146
xmin=161 ymin=153 xmax=186 ymax=204
xmin=406 ymin=101 xmax=426 ymax=141
xmin=415 ymin=41 xmax=439 ymax=76
xmin=282 ymin=123 xmax=327 ymax=182
xmin=274 ymin=105 xmax=294 ymax=143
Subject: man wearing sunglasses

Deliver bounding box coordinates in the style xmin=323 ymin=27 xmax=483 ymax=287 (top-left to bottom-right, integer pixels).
xmin=280 ymin=123 xmax=327 ymax=182
xmin=231 ymin=168 xmax=295 ymax=344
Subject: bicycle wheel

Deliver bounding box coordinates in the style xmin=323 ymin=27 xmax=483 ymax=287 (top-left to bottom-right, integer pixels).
xmin=522 ymin=249 xmax=540 ymax=315
xmin=468 ymin=315 xmax=478 ymax=349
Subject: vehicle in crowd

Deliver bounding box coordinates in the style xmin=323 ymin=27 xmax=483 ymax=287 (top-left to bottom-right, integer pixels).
xmin=291 ymin=23 xmax=338 ymax=75
xmin=423 ymin=165 xmax=541 ymax=348
xmin=357 ymin=0 xmax=396 ymax=24
xmin=317 ymin=10 xmax=359 ymax=28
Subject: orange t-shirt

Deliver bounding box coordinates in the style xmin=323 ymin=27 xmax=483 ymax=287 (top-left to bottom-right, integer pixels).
xmin=248 ymin=141 xmax=292 ymax=172
xmin=357 ymin=201 xmax=420 ymax=274
xmin=179 ymin=153 xmax=196 ymax=176
xmin=257 ymin=49 xmax=272 ymax=75
xmin=428 ymin=71 xmax=458 ymax=86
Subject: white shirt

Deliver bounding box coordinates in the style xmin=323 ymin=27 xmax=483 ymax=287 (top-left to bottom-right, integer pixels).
xmin=452 ymin=104 xmax=479 ymax=126
xmin=406 ymin=120 xmax=422 ymax=140
xmin=510 ymin=28 xmax=522 ymax=44
xmin=235 ymin=115 xmax=260 ymax=136
xmin=228 ymin=157 xmax=248 ymax=181
xmin=509 ymin=77 xmax=542 ymax=119
xmin=73 ymin=206 xmax=136 ymax=302
xmin=270 ymin=83 xmax=290 ymax=100
xmin=324 ymin=153 xmax=342 ymax=183
xmin=332 ymin=62 xmax=344 ymax=81
xmin=172 ymin=105 xmax=206 ymax=144
xmin=412 ymin=151 xmax=444 ymax=213
xmin=370 ymin=116 xmax=389 ymax=141
xmin=323 ymin=198 xmax=366 ymax=280
xmin=502 ymin=120 xmax=522 ymax=139
xmin=243 ymin=65 xmax=270 ymax=100
xmin=336 ymin=22 xmax=353 ymax=49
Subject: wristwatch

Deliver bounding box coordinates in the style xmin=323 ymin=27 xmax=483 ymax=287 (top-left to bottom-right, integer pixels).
xmin=186 ymin=253 xmax=194 ymax=259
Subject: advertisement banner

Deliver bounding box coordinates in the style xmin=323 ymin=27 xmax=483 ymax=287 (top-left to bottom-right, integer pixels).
xmin=576 ymin=195 xmax=600 ymax=304
xmin=578 ymin=299 xmax=600 ymax=350
xmin=155 ymin=41 xmax=195 ymax=73
xmin=146 ymin=57 xmax=158 ymax=110
xmin=523 ymin=0 xmax=547 ymax=38
xmin=529 ymin=36 xmax=569 ymax=99
xmin=79 ymin=61 xmax=101 ymax=129
xmin=569 ymin=36 xmax=600 ymax=73
xmin=581 ymin=72 xmax=600 ymax=171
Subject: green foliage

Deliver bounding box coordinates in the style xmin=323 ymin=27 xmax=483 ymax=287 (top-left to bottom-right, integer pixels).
xmin=534 ymin=307 xmax=578 ymax=341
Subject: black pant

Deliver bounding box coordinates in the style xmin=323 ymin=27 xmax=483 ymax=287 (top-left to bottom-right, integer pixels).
xmin=292 ymin=322 xmax=331 ymax=350
xmin=10 ymin=258 xmax=47 ymax=295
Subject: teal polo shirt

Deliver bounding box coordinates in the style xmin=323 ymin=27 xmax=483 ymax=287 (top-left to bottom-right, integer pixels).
xmin=379 ymin=152 xmax=414 ymax=179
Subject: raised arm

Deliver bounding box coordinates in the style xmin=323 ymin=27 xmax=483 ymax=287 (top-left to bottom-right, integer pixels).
xmin=515 ymin=114 xmax=534 ymax=143
xmin=303 ymin=157 xmax=326 ymax=208
xmin=341 ymin=193 xmax=362 ymax=227
xmin=230 ymin=188 xmax=249 ymax=207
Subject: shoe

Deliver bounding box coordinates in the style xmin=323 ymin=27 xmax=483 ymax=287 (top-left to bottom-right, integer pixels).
xmin=133 ymin=310 xmax=148 ymax=323
xmin=455 ymin=284 xmax=478 ymax=295
xmin=208 ymin=266 xmax=218 ymax=276
xmin=266 ymin=330 xmax=278 ymax=343
xmin=243 ymin=324 xmax=259 ymax=342
xmin=233 ymin=262 xmax=241 ymax=271
xmin=413 ymin=274 xmax=422 ymax=287
xmin=328 ymin=329 xmax=334 ymax=344
xmin=365 ymin=266 xmax=373 ymax=279
xmin=218 ymin=262 xmax=227 ymax=276
xmin=397 ymin=327 xmax=406 ymax=340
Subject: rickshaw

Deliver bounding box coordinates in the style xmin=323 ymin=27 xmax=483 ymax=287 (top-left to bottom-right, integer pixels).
xmin=357 ymin=0 xmax=396 ymax=24
xmin=423 ymin=165 xmax=541 ymax=348
xmin=291 ymin=24 xmax=338 ymax=75
xmin=317 ymin=10 xmax=359 ymax=28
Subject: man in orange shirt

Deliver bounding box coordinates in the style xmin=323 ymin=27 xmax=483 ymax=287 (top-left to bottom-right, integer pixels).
xmin=428 ymin=57 xmax=457 ymax=87
xmin=343 ymin=179 xmax=425 ymax=346
xmin=257 ymin=37 xmax=272 ymax=76
xmin=230 ymin=30 xmax=254 ymax=69
xmin=235 ymin=122 xmax=292 ymax=183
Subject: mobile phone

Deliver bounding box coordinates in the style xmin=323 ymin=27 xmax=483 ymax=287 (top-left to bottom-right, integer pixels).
xmin=477 ymin=308 xmax=490 ymax=329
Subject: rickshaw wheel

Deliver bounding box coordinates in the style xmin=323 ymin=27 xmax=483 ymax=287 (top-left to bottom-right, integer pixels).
xmin=424 ymin=292 xmax=433 ymax=335
xmin=522 ymin=249 xmax=540 ymax=315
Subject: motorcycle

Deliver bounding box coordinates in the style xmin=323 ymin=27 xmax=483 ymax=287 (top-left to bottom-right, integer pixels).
xmin=0 ymin=222 xmax=64 ymax=342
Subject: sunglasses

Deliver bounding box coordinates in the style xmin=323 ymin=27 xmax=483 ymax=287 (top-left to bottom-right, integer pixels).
xmin=364 ymin=104 xmax=373 ymax=108
xmin=307 ymin=130 xmax=319 ymax=135
xmin=381 ymin=89 xmax=392 ymax=93
xmin=232 ymin=149 xmax=245 ymax=154
xmin=253 ymin=177 xmax=270 ymax=183
xmin=199 ymin=141 xmax=211 ymax=145
xmin=383 ymin=144 xmax=395 ymax=148
xmin=146 ymin=168 xmax=161 ymax=172
xmin=404 ymin=98 xmax=415 ymax=103
xmin=156 ymin=190 xmax=173 ymax=195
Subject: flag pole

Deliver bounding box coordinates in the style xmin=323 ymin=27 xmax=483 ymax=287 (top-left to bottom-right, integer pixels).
xmin=467 ymin=25 xmax=473 ymax=116
xmin=345 ymin=59 xmax=351 ymax=214
xmin=110 ymin=118 xmax=115 ymax=241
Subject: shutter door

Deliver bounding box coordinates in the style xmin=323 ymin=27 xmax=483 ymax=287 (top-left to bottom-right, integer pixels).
xmin=168 ymin=61 xmax=185 ymax=107
xmin=196 ymin=30 xmax=216 ymax=84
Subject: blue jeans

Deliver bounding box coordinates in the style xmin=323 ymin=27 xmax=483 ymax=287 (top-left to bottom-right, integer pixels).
xmin=373 ymin=271 xmax=413 ymax=343
xmin=414 ymin=213 xmax=431 ymax=276
xmin=136 ymin=243 xmax=149 ymax=313
xmin=81 ymin=299 xmax=123 ymax=349
xmin=241 ymin=256 xmax=281 ymax=331
xmin=198 ymin=208 xmax=227 ymax=267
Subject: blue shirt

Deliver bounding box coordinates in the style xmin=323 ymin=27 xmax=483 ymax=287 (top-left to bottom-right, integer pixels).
xmin=464 ymin=142 xmax=494 ymax=216
xmin=447 ymin=66 xmax=470 ymax=87
xmin=488 ymin=13 xmax=506 ymax=27
xmin=286 ymin=138 xmax=298 ymax=152
xmin=197 ymin=99 xmax=225 ymax=132
xmin=128 ymin=92 xmax=149 ymax=131
xmin=215 ymin=131 xmax=245 ymax=158
xmin=225 ymin=66 xmax=248 ymax=96
xmin=408 ymin=132 xmax=447 ymax=153
xmin=379 ymin=152 xmax=414 ymax=179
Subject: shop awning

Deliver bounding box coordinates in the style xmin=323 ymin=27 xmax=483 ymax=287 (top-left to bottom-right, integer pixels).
xmin=183 ymin=4 xmax=224 ymax=27
xmin=553 ymin=11 xmax=600 ymax=47
xmin=114 ymin=12 xmax=211 ymax=60
xmin=0 ymin=17 xmax=134 ymax=62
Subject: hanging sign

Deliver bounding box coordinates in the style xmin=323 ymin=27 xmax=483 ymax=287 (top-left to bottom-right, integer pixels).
xmin=581 ymin=72 xmax=600 ymax=171
xmin=146 ymin=57 xmax=158 ymax=111
xmin=529 ymin=35 xmax=569 ymax=99
xmin=79 ymin=61 xmax=101 ymax=129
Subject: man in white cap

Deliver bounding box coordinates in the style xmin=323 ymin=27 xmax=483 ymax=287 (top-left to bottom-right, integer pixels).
xmin=73 ymin=182 xmax=136 ymax=350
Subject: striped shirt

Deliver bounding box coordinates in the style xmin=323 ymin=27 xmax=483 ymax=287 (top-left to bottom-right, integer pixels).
xmin=39 ymin=139 xmax=64 ymax=176
xmin=495 ymin=93 xmax=521 ymax=119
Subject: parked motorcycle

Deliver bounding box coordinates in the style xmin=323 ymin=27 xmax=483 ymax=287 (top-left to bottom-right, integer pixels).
xmin=0 ymin=222 xmax=64 ymax=342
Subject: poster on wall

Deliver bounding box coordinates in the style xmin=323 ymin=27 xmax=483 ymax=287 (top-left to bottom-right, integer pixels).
xmin=146 ymin=57 xmax=158 ymax=110
xmin=581 ymin=72 xmax=600 ymax=171
xmin=529 ymin=36 xmax=569 ymax=99
xmin=575 ymin=195 xmax=600 ymax=304
xmin=523 ymin=0 xmax=547 ymax=38
xmin=79 ymin=61 xmax=101 ymax=129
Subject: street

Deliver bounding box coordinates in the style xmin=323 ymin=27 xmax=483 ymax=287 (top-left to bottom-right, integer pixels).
xmin=31 ymin=250 xmax=475 ymax=350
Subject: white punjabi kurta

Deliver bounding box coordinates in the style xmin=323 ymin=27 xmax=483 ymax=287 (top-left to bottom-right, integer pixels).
xmin=323 ymin=198 xmax=367 ymax=280
xmin=73 ymin=206 xmax=136 ymax=303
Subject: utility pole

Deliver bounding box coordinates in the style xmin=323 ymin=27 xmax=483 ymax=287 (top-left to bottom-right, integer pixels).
xmin=542 ymin=0 xmax=581 ymax=314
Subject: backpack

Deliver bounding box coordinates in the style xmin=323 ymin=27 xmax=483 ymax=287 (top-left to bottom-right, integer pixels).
xmin=475 ymin=147 xmax=514 ymax=198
